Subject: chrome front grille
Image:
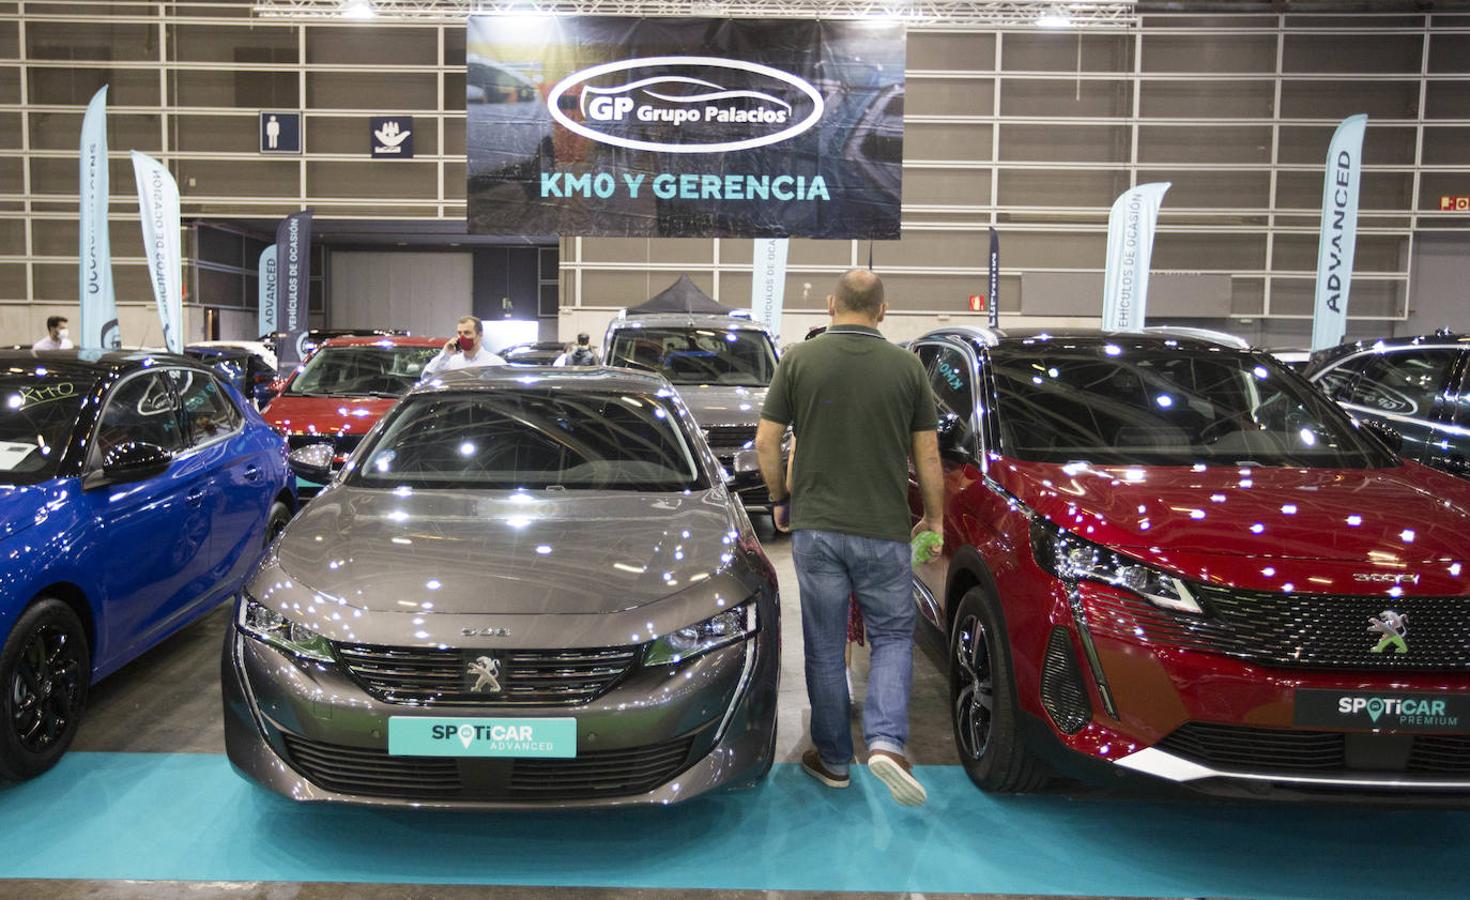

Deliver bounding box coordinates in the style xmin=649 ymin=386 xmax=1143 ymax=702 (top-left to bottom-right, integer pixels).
xmin=1083 ymin=584 xmax=1470 ymax=671
xmin=334 ymin=643 xmax=640 ymax=707
xmin=702 ymin=424 xmax=757 ymax=456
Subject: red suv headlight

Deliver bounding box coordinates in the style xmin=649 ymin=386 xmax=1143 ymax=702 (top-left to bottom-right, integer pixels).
xmin=1029 ymin=517 xmax=1203 ymax=615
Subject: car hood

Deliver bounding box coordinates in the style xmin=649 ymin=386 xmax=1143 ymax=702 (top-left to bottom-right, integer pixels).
xmin=998 ymin=458 xmax=1470 ymax=564
xmin=671 ymin=385 xmax=768 ymax=429
xmin=273 ymin=486 xmax=742 ymax=615
xmin=0 ymin=481 xmax=68 ymax=541
xmin=261 ymin=395 xmax=399 ymax=436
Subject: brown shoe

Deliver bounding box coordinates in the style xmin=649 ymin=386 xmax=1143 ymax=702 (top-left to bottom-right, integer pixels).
xmin=868 ymin=749 xmax=927 ymax=806
xmin=801 ymin=749 xmax=851 ymax=789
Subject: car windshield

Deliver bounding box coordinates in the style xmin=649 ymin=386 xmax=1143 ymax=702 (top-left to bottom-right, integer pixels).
xmin=286 ymin=345 xmax=438 ymax=397
xmin=990 ymin=343 xmax=1395 ymax=468
xmin=607 ymin=327 xmax=775 ymax=386
xmin=348 ymin=389 xmax=706 ymax=491
xmin=0 ymin=372 xmax=95 ymax=485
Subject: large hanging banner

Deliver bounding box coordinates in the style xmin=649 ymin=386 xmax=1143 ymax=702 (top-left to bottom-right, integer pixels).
xmin=1101 ymin=182 xmax=1171 ymax=333
xmin=275 ymin=211 xmax=313 ymax=374
xmin=258 ymin=243 xmax=277 ymax=339
xmin=80 ymin=86 xmax=119 ymax=351
xmin=465 ymin=16 xmax=905 ymax=239
xmin=750 ymin=238 xmax=789 ymax=342
xmin=1311 ymin=114 xmax=1367 ymax=352
xmin=130 ymin=151 xmax=183 ymax=354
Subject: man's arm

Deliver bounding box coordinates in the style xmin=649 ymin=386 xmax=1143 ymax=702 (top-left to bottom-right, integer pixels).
xmin=910 ymin=429 xmax=944 ymax=543
xmin=754 ymin=418 xmax=788 ymax=502
xmin=421 ymin=346 xmax=453 ymax=377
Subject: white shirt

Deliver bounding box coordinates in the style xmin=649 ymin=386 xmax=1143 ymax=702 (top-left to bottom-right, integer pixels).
xmin=32 ymin=335 xmax=73 ymax=350
xmin=422 ymin=344 xmax=506 ymax=377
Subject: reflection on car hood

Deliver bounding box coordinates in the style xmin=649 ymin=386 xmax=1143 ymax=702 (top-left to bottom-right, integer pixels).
xmin=262 ymin=396 xmax=399 ymax=436
xmin=999 ymin=458 xmax=1470 ymax=564
xmin=672 ymin=385 xmax=767 ymax=429
xmin=274 ymin=486 xmax=741 ymax=615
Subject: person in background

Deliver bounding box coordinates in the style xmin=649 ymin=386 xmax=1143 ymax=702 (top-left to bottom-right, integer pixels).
xmin=422 ymin=315 xmax=505 ymax=376
xmin=756 ymin=269 xmax=944 ymax=808
xmin=32 ymin=316 xmax=72 ymax=350
xmin=554 ymin=333 xmax=601 ymax=367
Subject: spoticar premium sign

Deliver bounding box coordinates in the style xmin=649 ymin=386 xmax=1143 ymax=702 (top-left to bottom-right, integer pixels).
xmin=465 ymin=16 xmax=905 ymax=239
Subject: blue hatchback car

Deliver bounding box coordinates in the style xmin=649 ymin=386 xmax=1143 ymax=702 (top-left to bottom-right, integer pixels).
xmin=0 ymin=350 xmax=295 ymax=781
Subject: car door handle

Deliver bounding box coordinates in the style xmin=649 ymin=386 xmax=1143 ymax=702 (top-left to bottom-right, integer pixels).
xmin=243 ymin=464 xmax=261 ymax=482
xmin=186 ymin=488 xmax=206 ymax=506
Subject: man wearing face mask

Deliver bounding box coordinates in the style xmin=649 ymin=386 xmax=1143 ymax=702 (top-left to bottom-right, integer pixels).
xmin=32 ymin=316 xmax=73 ymax=351
xmin=422 ymin=315 xmax=506 ymax=377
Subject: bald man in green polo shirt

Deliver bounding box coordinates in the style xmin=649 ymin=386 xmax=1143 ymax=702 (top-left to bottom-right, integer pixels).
xmin=755 ymin=269 xmax=945 ymax=807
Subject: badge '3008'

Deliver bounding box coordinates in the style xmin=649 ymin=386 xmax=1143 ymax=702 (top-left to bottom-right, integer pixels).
xmin=465 ymin=16 xmax=905 ymax=240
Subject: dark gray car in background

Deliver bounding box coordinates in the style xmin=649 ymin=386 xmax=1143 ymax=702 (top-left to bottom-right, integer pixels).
xmin=603 ymin=313 xmax=786 ymax=510
xmin=223 ymin=366 xmax=780 ymax=808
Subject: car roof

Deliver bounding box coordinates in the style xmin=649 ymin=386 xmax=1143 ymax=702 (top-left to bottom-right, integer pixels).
xmin=611 ymin=313 xmax=769 ymax=332
xmin=412 ymin=365 xmax=672 ymax=396
xmin=924 ymin=328 xmax=1249 ymax=354
xmin=0 ymin=349 xmax=214 ymax=377
xmin=316 ymin=335 xmax=444 ymax=349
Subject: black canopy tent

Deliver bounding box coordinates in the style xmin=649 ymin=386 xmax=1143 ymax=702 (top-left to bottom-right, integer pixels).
xmin=626 ymin=274 xmax=738 ymax=316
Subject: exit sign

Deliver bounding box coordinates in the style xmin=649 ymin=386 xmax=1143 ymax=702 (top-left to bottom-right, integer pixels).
xmin=1442 ymin=196 xmax=1470 ymax=211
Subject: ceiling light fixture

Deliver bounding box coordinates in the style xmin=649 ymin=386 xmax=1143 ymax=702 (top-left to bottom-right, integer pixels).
xmin=341 ymin=0 xmax=376 ymax=19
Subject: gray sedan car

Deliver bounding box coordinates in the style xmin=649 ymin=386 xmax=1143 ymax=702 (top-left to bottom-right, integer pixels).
xmin=222 ymin=367 xmax=780 ymax=808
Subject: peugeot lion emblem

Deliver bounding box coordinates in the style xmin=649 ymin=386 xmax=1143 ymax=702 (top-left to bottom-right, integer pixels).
xmin=468 ymin=656 xmax=503 ymax=693
xmin=1368 ymin=610 xmax=1408 ymax=655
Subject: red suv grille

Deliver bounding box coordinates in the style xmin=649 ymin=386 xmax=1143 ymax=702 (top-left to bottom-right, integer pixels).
xmin=1084 ymin=584 xmax=1470 ymax=671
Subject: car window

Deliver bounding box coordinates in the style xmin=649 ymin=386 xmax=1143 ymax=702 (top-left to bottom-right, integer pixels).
xmin=0 ymin=372 xmax=95 ymax=485
xmin=168 ymin=369 xmax=241 ymax=447
xmin=606 ymin=328 xmax=776 ymax=387
xmin=92 ymin=372 xmax=184 ymax=463
xmin=350 ymin=389 xmax=704 ymax=491
xmin=1315 ymin=354 xmax=1372 ymax=401
xmin=916 ymin=342 xmax=976 ymax=445
xmin=1340 ymin=349 xmax=1456 ymax=419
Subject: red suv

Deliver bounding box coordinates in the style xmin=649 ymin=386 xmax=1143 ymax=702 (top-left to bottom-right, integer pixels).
xmin=910 ymin=327 xmax=1470 ymax=799
xmin=262 ymin=335 xmax=444 ymax=489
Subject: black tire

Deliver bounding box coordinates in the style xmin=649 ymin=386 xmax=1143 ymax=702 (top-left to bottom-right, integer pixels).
xmin=0 ymin=599 xmax=90 ymax=783
xmin=949 ymin=586 xmax=1049 ymax=793
xmin=264 ymin=499 xmax=291 ymax=548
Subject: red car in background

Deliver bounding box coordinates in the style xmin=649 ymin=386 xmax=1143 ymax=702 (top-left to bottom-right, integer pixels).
xmin=909 ymin=327 xmax=1470 ymax=801
xmin=262 ymin=335 xmax=444 ymax=491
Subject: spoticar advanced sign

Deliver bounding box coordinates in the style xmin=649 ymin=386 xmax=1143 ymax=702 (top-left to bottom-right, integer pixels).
xmin=465 ymin=16 xmax=905 ymax=239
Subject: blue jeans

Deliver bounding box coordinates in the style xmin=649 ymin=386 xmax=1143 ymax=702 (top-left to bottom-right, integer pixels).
xmin=792 ymin=529 xmax=916 ymax=775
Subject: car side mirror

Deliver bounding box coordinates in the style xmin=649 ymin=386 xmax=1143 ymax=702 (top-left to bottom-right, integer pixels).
xmin=936 ymin=413 xmax=974 ymax=465
xmin=84 ymin=442 xmax=172 ymax=490
xmin=1358 ymin=419 xmax=1403 ymax=456
xmin=288 ymin=443 xmax=335 ymax=485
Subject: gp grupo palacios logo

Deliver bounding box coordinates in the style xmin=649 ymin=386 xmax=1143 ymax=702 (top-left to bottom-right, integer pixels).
xmin=547 ymin=56 xmax=824 ymax=154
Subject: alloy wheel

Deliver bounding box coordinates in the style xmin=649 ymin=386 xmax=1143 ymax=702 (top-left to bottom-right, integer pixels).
xmin=953 ymin=613 xmax=995 ymax=760
xmin=10 ymin=624 xmax=85 ymax=754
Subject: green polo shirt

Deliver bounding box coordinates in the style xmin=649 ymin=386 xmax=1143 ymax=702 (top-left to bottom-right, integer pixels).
xmin=761 ymin=325 xmax=938 ymax=543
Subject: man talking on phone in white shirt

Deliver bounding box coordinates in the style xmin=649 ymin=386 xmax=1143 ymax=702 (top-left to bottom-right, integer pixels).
xmin=422 ymin=315 xmax=506 ymax=377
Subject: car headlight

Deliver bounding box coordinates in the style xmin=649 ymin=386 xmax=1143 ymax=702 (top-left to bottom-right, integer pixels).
xmin=238 ymin=595 xmax=335 ymax=662
xmin=1030 ymin=518 xmax=1203 ymax=615
xmin=644 ymin=602 xmax=757 ymax=666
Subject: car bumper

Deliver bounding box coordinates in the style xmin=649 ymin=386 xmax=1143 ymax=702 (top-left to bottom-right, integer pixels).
xmin=222 ymin=617 xmax=778 ymax=809
xmin=1017 ymin=578 xmax=1470 ymax=798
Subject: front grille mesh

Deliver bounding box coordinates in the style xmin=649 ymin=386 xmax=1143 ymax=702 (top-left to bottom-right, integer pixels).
xmin=702 ymin=424 xmax=757 ymax=455
xmin=1157 ymin=723 xmax=1470 ymax=776
xmin=1039 ymin=628 xmax=1091 ymax=734
xmin=1084 ymin=584 xmax=1470 ymax=670
xmin=334 ymin=643 xmax=639 ymax=707
xmin=282 ymin=733 xmax=697 ymax=801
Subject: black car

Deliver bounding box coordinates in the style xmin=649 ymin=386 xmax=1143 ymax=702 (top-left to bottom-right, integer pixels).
xmin=1303 ymin=332 xmax=1470 ymax=478
xmin=501 ymin=341 xmax=567 ymax=366
xmin=183 ymin=345 xmax=276 ymax=408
